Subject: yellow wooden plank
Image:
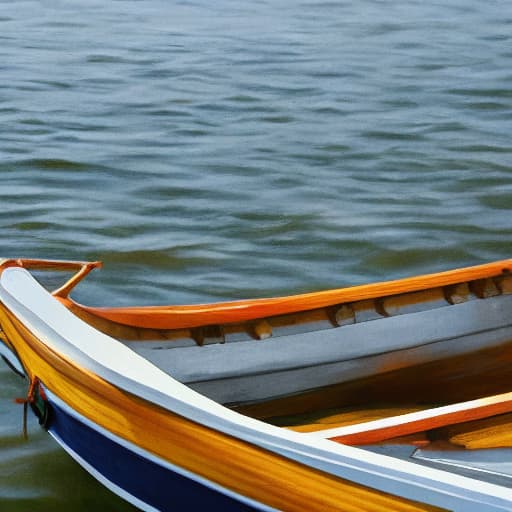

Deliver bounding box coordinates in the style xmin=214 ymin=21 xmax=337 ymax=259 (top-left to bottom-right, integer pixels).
xmin=438 ymin=413 xmax=512 ymax=450
xmin=286 ymin=406 xmax=428 ymax=433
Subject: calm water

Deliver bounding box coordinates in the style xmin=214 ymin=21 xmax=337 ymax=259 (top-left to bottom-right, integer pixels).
xmin=1 ymin=0 xmax=511 ymax=509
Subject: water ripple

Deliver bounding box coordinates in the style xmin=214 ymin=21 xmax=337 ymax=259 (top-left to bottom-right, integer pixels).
xmin=1 ymin=0 xmax=512 ymax=508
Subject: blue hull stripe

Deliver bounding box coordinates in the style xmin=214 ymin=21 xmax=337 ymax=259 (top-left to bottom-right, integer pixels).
xmin=48 ymin=400 xmax=256 ymax=511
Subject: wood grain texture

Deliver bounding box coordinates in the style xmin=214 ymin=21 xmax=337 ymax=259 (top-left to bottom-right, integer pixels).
xmin=432 ymin=412 xmax=512 ymax=450
xmin=0 ymin=304 xmax=442 ymax=512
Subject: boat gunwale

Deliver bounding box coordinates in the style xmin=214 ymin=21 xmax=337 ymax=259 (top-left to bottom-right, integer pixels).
xmin=62 ymin=259 xmax=512 ymax=330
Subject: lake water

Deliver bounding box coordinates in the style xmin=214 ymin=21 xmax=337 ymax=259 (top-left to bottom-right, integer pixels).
xmin=1 ymin=0 xmax=511 ymax=509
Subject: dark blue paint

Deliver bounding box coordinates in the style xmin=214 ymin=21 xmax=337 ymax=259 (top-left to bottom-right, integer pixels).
xmin=48 ymin=400 xmax=257 ymax=511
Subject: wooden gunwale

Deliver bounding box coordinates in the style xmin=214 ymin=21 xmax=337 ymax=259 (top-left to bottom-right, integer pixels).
xmin=61 ymin=259 xmax=512 ymax=332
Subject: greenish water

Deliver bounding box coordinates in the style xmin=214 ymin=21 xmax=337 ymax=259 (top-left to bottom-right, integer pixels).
xmin=1 ymin=0 xmax=512 ymax=509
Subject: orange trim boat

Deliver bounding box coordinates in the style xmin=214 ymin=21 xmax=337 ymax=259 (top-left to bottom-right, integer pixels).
xmin=1 ymin=258 xmax=512 ymax=511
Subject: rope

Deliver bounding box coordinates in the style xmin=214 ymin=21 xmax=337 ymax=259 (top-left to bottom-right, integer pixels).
xmin=14 ymin=377 xmax=40 ymax=440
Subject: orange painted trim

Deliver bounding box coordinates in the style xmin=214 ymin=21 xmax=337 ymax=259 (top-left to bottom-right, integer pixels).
xmin=69 ymin=259 xmax=512 ymax=330
xmin=0 ymin=304 xmax=441 ymax=512
xmin=326 ymin=391 xmax=512 ymax=446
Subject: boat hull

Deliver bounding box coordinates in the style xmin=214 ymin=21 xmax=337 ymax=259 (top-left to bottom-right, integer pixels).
xmin=45 ymin=390 xmax=261 ymax=512
xmin=3 ymin=260 xmax=512 ymax=511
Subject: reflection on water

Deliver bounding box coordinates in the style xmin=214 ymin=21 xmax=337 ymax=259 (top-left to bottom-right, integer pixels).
xmin=1 ymin=0 xmax=511 ymax=509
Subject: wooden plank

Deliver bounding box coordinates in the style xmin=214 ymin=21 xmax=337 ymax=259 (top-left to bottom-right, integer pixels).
xmin=432 ymin=412 xmax=512 ymax=449
xmin=312 ymin=391 xmax=512 ymax=446
xmin=285 ymin=406 xmax=428 ymax=433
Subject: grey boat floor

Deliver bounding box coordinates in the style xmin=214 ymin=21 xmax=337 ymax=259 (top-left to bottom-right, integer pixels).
xmin=364 ymin=444 xmax=512 ymax=487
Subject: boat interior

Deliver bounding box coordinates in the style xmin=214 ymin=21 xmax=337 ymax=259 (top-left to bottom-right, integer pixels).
xmin=76 ymin=274 xmax=512 ymax=487
xmin=225 ymin=337 xmax=512 ymax=489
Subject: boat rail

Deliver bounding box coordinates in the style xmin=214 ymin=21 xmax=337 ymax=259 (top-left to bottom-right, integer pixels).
xmin=0 ymin=258 xmax=102 ymax=298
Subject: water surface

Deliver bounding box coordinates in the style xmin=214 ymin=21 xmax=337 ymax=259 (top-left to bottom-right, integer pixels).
xmin=1 ymin=0 xmax=512 ymax=509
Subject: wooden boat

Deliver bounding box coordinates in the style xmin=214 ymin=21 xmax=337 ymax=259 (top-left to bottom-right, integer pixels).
xmin=1 ymin=257 xmax=512 ymax=511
